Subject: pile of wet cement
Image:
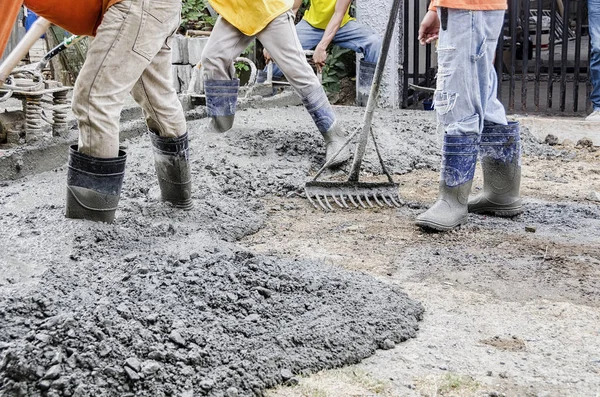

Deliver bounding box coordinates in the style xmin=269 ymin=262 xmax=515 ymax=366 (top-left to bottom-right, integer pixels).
xmin=0 ymin=108 xmax=428 ymax=396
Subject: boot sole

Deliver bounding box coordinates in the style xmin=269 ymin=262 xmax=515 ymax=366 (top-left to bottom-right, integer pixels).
xmin=415 ymin=215 xmax=468 ymax=232
xmin=469 ymin=205 xmax=523 ymax=217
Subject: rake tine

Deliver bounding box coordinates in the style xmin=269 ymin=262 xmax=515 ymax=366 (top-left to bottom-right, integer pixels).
xmin=355 ymin=194 xmax=367 ymax=209
xmin=339 ymin=195 xmax=349 ymax=208
xmin=388 ymin=194 xmax=402 ymax=207
xmin=330 ymin=194 xmax=345 ymax=209
xmin=381 ymin=193 xmax=394 ymax=207
xmin=363 ymin=193 xmax=374 ymax=208
xmin=323 ymin=195 xmax=335 ymax=211
xmin=315 ymin=194 xmax=331 ymax=211
xmin=372 ymin=193 xmax=384 ymax=207
xmin=340 ymin=194 xmax=350 ymax=208
xmin=305 ymin=188 xmax=320 ymax=210
xmin=348 ymin=194 xmax=359 ymax=208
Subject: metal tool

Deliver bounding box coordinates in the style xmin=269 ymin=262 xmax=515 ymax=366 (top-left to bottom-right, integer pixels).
xmin=304 ymin=0 xmax=403 ymax=211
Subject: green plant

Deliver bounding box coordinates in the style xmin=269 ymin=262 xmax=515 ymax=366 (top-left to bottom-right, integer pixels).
xmin=235 ymin=41 xmax=256 ymax=79
xmin=181 ymin=0 xmax=215 ymax=30
xmin=321 ymin=45 xmax=353 ymax=93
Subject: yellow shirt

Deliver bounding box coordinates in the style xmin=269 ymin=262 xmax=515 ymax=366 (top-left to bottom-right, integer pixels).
xmin=303 ymin=0 xmax=355 ymax=30
xmin=428 ymin=0 xmax=507 ymax=12
xmin=209 ymin=0 xmax=293 ymax=36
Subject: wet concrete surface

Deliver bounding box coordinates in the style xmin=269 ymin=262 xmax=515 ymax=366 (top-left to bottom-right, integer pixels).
xmin=1 ymin=104 xmax=599 ymax=396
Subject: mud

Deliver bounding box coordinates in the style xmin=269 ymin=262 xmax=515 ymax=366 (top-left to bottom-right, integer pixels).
xmin=1 ymin=105 xmax=599 ymax=397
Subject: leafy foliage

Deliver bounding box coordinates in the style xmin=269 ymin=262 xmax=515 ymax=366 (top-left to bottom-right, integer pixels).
xmin=321 ymin=45 xmax=353 ymax=93
xmin=181 ymin=0 xmax=215 ymax=30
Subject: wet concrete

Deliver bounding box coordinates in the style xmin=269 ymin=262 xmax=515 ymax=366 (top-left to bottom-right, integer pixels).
xmin=0 ymin=106 xmax=432 ymax=396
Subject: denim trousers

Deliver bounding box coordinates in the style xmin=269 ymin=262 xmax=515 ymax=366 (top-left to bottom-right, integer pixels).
xmin=434 ymin=8 xmax=507 ymax=137
xmin=589 ymin=0 xmax=600 ymax=110
xmin=272 ymin=19 xmax=381 ymax=78
xmin=73 ymin=0 xmax=186 ymax=158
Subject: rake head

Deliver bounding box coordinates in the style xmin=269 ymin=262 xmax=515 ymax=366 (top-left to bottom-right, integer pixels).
xmin=304 ymin=180 xmax=402 ymax=211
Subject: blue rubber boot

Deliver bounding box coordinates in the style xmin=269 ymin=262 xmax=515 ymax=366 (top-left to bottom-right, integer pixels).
xmin=468 ymin=121 xmax=522 ymax=216
xmin=150 ymin=131 xmax=192 ymax=209
xmin=65 ymin=146 xmax=126 ymax=223
xmin=415 ymin=133 xmax=479 ymax=231
xmin=356 ymin=60 xmax=376 ymax=107
xmin=204 ymin=79 xmax=239 ymax=133
xmin=302 ymin=87 xmax=351 ymax=168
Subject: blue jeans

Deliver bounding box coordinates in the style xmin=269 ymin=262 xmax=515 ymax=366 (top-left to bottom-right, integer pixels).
xmin=589 ymin=0 xmax=600 ymax=110
xmin=271 ymin=19 xmax=381 ymax=78
xmin=434 ymin=9 xmax=507 ymax=137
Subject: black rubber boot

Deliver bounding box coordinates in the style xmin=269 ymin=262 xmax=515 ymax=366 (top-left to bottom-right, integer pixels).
xmin=302 ymin=86 xmax=351 ymax=168
xmin=468 ymin=121 xmax=522 ymax=216
xmin=149 ymin=131 xmax=192 ymax=209
xmin=356 ymin=60 xmax=376 ymax=107
xmin=415 ymin=133 xmax=479 ymax=231
xmin=204 ymin=79 xmax=239 ymax=133
xmin=65 ymin=145 xmax=126 ymax=223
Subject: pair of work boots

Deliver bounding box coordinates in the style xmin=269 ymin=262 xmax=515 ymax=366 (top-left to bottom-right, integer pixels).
xmin=65 ymin=131 xmax=192 ymax=223
xmin=415 ymin=121 xmax=523 ymax=232
xmin=204 ymin=78 xmax=351 ymax=168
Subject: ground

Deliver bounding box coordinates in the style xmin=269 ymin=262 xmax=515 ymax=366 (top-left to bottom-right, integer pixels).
xmin=0 ymin=105 xmax=599 ymax=397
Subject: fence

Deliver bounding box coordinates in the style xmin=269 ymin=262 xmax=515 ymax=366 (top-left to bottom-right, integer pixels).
xmin=402 ymin=0 xmax=591 ymax=115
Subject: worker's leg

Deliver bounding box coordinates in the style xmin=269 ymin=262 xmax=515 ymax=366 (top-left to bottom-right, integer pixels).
xmin=259 ymin=11 xmax=351 ymax=167
xmin=270 ymin=19 xmax=324 ymax=79
xmin=72 ymin=0 xmax=181 ymax=158
xmin=200 ymin=16 xmax=253 ymax=132
xmin=332 ymin=20 xmax=381 ymax=63
xmin=68 ymin=0 xmax=181 ymax=221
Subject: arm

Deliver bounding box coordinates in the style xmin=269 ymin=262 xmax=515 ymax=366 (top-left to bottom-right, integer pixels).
xmin=0 ymin=1 xmax=25 ymax=56
xmin=292 ymin=0 xmax=303 ymax=15
xmin=418 ymin=10 xmax=439 ymax=46
xmin=312 ymin=0 xmax=352 ymax=70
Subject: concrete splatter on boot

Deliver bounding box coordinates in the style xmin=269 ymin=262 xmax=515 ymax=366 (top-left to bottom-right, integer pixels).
xmin=302 ymin=86 xmax=351 ymax=168
xmin=149 ymin=131 xmax=192 ymax=209
xmin=356 ymin=59 xmax=376 ymax=107
xmin=415 ymin=133 xmax=479 ymax=231
xmin=65 ymin=145 xmax=126 ymax=223
xmin=468 ymin=121 xmax=522 ymax=216
xmin=204 ymin=79 xmax=239 ymax=133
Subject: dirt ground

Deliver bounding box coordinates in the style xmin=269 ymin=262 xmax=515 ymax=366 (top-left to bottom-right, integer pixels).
xmin=1 ymin=104 xmax=599 ymax=397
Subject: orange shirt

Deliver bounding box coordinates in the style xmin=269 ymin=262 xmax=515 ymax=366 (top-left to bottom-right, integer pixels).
xmin=1 ymin=0 xmax=121 ymax=57
xmin=429 ymin=0 xmax=507 ymax=12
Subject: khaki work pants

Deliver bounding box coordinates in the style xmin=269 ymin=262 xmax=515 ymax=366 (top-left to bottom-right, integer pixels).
xmin=73 ymin=0 xmax=186 ymax=158
xmin=201 ymin=11 xmax=322 ymax=99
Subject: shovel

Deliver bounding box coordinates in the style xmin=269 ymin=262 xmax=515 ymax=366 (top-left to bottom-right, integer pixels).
xmin=304 ymin=0 xmax=403 ymax=211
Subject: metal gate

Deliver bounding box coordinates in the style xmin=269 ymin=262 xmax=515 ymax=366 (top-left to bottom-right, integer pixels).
xmin=402 ymin=0 xmax=592 ymax=115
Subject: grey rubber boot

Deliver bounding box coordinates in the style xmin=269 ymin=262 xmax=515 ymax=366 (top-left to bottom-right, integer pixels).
xmin=149 ymin=131 xmax=192 ymax=209
xmin=322 ymin=121 xmax=352 ymax=168
xmin=356 ymin=59 xmax=376 ymax=107
xmin=204 ymin=79 xmax=240 ymax=133
xmin=65 ymin=145 xmax=126 ymax=223
xmin=302 ymin=86 xmax=351 ymax=168
xmin=468 ymin=121 xmax=522 ymax=216
xmin=415 ymin=133 xmax=479 ymax=231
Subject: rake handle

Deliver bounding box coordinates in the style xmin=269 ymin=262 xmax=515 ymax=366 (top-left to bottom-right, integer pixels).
xmin=347 ymin=0 xmax=403 ymax=182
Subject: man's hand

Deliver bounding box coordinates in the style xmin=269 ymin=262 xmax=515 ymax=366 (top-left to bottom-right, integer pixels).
xmin=263 ymin=48 xmax=272 ymax=64
xmin=313 ymin=45 xmax=328 ymax=72
xmin=418 ymin=10 xmax=440 ymax=45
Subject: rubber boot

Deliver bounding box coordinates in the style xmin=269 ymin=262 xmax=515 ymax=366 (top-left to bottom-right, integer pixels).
xmin=65 ymin=145 xmax=126 ymax=223
xmin=149 ymin=131 xmax=193 ymax=209
xmin=415 ymin=133 xmax=479 ymax=231
xmin=468 ymin=121 xmax=522 ymax=216
xmin=204 ymin=79 xmax=239 ymax=133
xmin=302 ymin=86 xmax=351 ymax=168
xmin=356 ymin=59 xmax=376 ymax=107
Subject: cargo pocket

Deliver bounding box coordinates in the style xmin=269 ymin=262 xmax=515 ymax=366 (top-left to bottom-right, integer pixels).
xmin=133 ymin=0 xmax=180 ymax=61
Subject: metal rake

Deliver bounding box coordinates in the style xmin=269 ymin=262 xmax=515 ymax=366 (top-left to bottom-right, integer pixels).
xmin=304 ymin=0 xmax=403 ymax=211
